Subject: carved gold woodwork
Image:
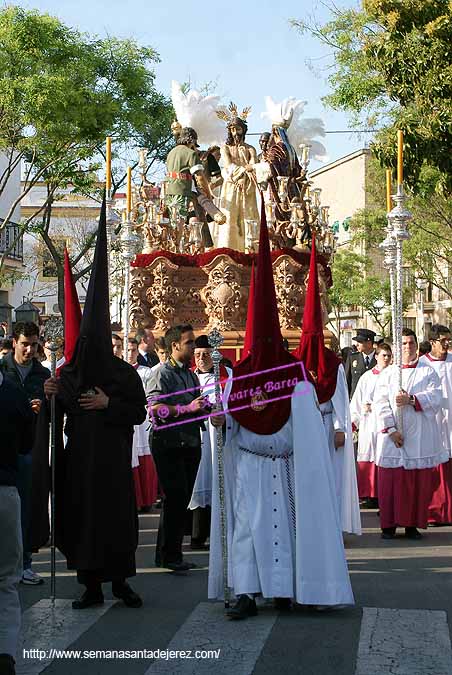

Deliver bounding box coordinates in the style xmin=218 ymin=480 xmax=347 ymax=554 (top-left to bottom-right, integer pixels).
xmin=144 ymin=257 xmax=180 ymax=331
xmin=273 ymin=255 xmax=305 ymax=329
xmin=130 ymin=253 xmax=331 ymax=339
xmin=130 ymin=268 xmax=153 ymax=329
xmin=200 ymin=255 xmax=244 ymax=331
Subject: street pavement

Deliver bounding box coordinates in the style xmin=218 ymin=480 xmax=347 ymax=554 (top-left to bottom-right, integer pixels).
xmin=17 ymin=509 xmax=452 ymax=674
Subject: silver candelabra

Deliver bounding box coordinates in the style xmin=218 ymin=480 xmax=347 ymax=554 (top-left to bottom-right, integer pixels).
xmin=120 ymin=217 xmax=139 ymax=353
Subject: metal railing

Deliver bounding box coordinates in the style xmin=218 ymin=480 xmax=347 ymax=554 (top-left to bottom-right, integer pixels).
xmin=0 ymin=220 xmax=23 ymax=261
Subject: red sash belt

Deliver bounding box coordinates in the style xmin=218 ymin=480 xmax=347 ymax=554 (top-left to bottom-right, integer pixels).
xmin=167 ymin=171 xmax=191 ymax=180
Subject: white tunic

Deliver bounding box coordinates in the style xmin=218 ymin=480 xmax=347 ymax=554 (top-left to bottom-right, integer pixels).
xmin=419 ymin=353 xmax=452 ymax=455
xmin=208 ymin=381 xmax=354 ymax=606
xmin=131 ymin=365 xmax=153 ymax=469
xmin=374 ymin=363 xmax=447 ymax=469
xmin=350 ymin=368 xmax=381 ymax=463
xmin=189 ymin=367 xmax=233 ymax=509
xmin=320 ymin=365 xmax=361 ymax=535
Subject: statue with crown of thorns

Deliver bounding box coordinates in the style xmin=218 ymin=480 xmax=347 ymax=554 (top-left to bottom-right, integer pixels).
xmin=212 ymin=102 xmax=260 ymax=251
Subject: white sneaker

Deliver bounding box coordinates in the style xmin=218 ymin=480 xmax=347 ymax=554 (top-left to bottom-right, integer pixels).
xmin=21 ymin=569 xmax=44 ymax=585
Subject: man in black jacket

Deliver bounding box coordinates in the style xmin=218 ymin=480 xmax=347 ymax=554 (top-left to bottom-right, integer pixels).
xmin=2 ymin=321 xmax=49 ymax=585
xmin=344 ymin=328 xmax=377 ymax=398
xmin=0 ymin=370 xmax=33 ymax=675
xmin=147 ymin=324 xmax=209 ymax=572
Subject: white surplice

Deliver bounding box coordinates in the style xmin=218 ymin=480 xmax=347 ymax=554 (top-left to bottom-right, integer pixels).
xmin=320 ymin=365 xmax=361 ymax=535
xmin=373 ymin=363 xmax=447 ymax=469
xmin=189 ymin=367 xmax=233 ymax=509
xmin=419 ymin=353 xmax=452 ymax=455
xmin=350 ymin=368 xmax=381 ymax=463
xmin=131 ymin=364 xmax=153 ymax=469
xmin=208 ymin=381 xmax=354 ymax=606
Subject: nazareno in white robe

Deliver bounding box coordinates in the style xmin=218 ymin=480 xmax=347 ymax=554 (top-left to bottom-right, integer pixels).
xmin=189 ymin=367 xmax=233 ymax=509
xmin=208 ymin=381 xmax=354 ymax=605
xmin=374 ymin=363 xmax=447 ymax=469
xmin=319 ymin=364 xmax=361 ymax=535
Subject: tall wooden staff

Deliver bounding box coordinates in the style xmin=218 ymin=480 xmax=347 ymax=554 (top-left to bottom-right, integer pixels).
xmin=208 ymin=327 xmax=231 ymax=608
xmin=44 ymin=316 xmax=64 ymax=603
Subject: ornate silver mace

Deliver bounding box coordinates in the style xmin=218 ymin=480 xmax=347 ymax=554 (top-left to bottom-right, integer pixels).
xmin=44 ymin=315 xmax=64 ymax=603
xmin=208 ymin=327 xmax=231 ymax=608
xmin=386 ymin=183 xmax=412 ymax=431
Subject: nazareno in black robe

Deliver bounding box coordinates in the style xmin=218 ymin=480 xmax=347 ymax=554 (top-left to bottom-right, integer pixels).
xmin=32 ymin=356 xmax=146 ymax=582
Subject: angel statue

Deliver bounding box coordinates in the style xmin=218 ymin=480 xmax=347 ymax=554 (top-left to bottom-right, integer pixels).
xmin=213 ymin=103 xmax=260 ymax=251
xmin=261 ymin=97 xmax=327 ymax=235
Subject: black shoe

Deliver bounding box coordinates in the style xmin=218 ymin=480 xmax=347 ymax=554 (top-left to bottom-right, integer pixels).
xmin=0 ymin=654 xmax=15 ymax=675
xmin=226 ymin=595 xmax=258 ymax=620
xmin=165 ymin=561 xmax=190 ymax=572
xmin=72 ymin=590 xmax=104 ymax=610
xmin=405 ymin=527 xmax=422 ymax=540
xmin=139 ymin=506 xmax=152 ymax=514
xmin=274 ymin=597 xmax=292 ymax=611
xmin=360 ymin=498 xmax=379 ymax=509
xmin=112 ymin=582 xmax=143 ymax=608
xmin=381 ymin=527 xmax=396 ymax=540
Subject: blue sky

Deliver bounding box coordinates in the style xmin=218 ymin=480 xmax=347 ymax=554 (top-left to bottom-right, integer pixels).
xmin=18 ymin=0 xmax=367 ymax=166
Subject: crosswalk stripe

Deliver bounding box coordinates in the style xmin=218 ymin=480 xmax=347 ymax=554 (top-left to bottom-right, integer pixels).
xmin=355 ymin=607 xmax=452 ymax=675
xmin=144 ymin=602 xmax=277 ymax=674
xmin=16 ymin=599 xmax=114 ymax=675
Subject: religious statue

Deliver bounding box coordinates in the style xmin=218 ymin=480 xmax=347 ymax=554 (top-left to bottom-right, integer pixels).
xmin=164 ymin=126 xmax=225 ymax=249
xmin=265 ymin=115 xmax=303 ymax=228
xmin=257 ymin=132 xmax=270 ymax=161
xmin=213 ymin=103 xmax=259 ymax=251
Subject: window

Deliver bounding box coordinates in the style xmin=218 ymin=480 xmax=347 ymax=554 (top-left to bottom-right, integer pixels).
xmin=41 ymin=237 xmax=67 ymax=279
xmin=403 ymin=317 xmax=416 ymax=331
xmin=32 ymin=302 xmax=46 ymax=316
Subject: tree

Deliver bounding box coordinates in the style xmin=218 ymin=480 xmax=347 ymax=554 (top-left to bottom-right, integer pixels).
xmin=291 ymin=0 xmax=452 ymax=191
xmin=348 ymin=276 xmax=393 ymax=336
xmin=347 ymin=156 xmax=452 ymax=302
xmin=328 ymin=249 xmax=368 ymax=338
xmin=0 ymin=6 xmax=174 ymax=309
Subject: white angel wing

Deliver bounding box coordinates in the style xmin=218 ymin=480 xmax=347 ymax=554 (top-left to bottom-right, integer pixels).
xmin=171 ymin=80 xmax=225 ymax=146
xmin=287 ymin=102 xmax=327 ymax=161
xmin=261 ymin=96 xmax=328 ymax=161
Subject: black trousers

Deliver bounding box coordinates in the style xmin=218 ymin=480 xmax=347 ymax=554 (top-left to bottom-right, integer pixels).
xmin=152 ymin=443 xmax=201 ymax=565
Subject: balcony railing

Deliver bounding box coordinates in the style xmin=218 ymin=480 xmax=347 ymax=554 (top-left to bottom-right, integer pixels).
xmin=0 ymin=220 xmax=23 ymax=261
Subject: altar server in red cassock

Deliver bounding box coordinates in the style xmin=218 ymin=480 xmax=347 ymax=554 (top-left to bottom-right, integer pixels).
xmin=127 ymin=337 xmax=158 ymax=512
xmin=374 ymin=328 xmax=446 ymax=539
xmin=419 ymin=324 xmax=452 ymax=525
xmin=350 ymin=343 xmax=392 ymax=502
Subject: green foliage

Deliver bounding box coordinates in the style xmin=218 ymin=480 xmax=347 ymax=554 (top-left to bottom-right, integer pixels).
xmin=348 ymin=275 xmax=392 ymax=335
xmin=291 ymin=0 xmax=452 ymax=190
xmin=0 ymin=6 xmax=173 ymax=207
xmin=0 ymin=6 xmax=174 ymax=309
xmin=328 ymin=249 xmax=369 ymax=334
xmin=348 ymin=155 xmax=452 ymax=300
